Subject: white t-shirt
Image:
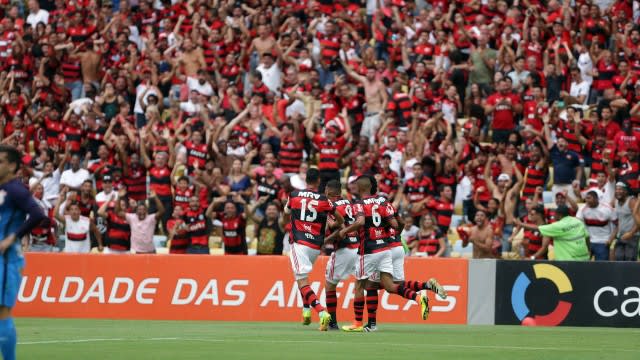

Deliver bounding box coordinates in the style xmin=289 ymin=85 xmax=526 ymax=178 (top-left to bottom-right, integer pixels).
xmin=29 ymin=169 xmax=61 ymax=202
xmin=570 ymin=80 xmax=590 ymax=105
xmin=134 ymin=84 xmax=157 ymax=115
xmin=186 ymin=77 xmax=214 ymax=97
xmin=577 ymin=52 xmax=594 ymax=85
xmin=384 ymin=149 xmax=403 ymax=175
xmin=576 ymin=203 xmax=617 ymax=244
xmin=256 ymin=63 xmax=282 ymax=95
xmin=60 ymin=168 xmax=90 ymax=189
xmin=26 ymin=9 xmax=49 ymax=29
xmin=96 ymin=190 xmax=118 ymax=208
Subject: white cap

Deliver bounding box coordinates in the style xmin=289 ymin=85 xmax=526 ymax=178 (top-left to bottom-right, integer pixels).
xmin=497 ymin=173 xmax=510 ymax=182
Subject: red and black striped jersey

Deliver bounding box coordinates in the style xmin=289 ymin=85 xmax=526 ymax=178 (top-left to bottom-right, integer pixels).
xmin=63 ymin=125 xmax=83 ymax=153
xmin=330 ymin=198 xmax=359 ymax=249
xmin=353 ymin=196 xmax=396 ymax=255
xmin=124 ymin=164 xmax=147 ymax=201
xmin=106 ymin=211 xmax=130 ymax=251
xmin=280 ymin=135 xmax=303 ymax=173
xmin=185 ymin=209 xmax=209 ymax=247
xmin=149 ymin=166 xmax=172 ymax=197
xmin=524 ymin=226 xmax=546 ymax=259
xmin=378 ymin=168 xmax=399 ymax=199
xmin=403 ymin=176 xmax=434 ymax=203
xmin=174 ymin=186 xmax=195 ymax=210
xmin=313 ymin=135 xmax=347 ymax=171
xmin=288 ymin=189 xmax=335 ymax=249
xmin=317 ymin=32 xmax=340 ymax=66
xmin=167 ymin=218 xmax=189 ymax=254
xmin=417 ymin=229 xmax=443 ymax=256
xmin=44 ymin=117 xmax=64 ymax=148
xmin=184 ymin=140 xmax=208 ymax=169
xmin=427 ymin=198 xmax=454 ymax=230
xmin=221 ymin=215 xmax=247 ymax=255
xmin=387 ymin=92 xmax=413 ymax=127
xmin=523 ymin=162 xmax=547 ymax=198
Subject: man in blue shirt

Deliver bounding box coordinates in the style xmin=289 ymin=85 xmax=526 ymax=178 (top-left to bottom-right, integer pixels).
xmin=0 ymin=145 xmax=46 ymax=360
xmin=545 ymin=125 xmax=583 ymax=200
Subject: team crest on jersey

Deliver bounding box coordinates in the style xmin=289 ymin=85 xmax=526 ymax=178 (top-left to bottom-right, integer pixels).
xmin=0 ymin=190 xmax=6 ymax=206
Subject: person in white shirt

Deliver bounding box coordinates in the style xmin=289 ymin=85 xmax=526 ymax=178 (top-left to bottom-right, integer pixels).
xmin=383 ymin=136 xmax=403 ymax=175
xmin=186 ymin=70 xmax=214 ymax=97
xmin=29 ymin=149 xmax=68 ymax=203
xmin=54 ymin=187 xmax=103 ymax=253
xmin=562 ymin=66 xmax=590 ymax=106
xmin=95 ymin=175 xmax=118 ymax=208
xmin=60 ymin=154 xmax=90 ymax=190
xmin=507 ymin=56 xmax=530 ymax=93
xmin=256 ymin=52 xmax=282 ymax=95
xmin=576 ymin=190 xmax=617 ymax=261
xmin=26 ymin=0 xmax=49 ymax=29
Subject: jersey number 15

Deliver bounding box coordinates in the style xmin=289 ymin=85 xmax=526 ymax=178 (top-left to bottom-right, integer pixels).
xmin=300 ymin=199 xmax=318 ymax=222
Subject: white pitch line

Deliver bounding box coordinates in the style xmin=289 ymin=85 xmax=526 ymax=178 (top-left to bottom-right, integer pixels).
xmin=17 ymin=337 xmax=640 ymax=353
xmin=19 ymin=338 xmax=125 ymax=345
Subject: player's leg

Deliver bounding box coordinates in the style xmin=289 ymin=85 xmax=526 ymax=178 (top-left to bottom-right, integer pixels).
xmin=342 ymin=253 xmax=369 ymax=332
xmin=0 ymin=260 xmax=20 ymax=360
xmin=400 ymin=279 xmax=447 ymax=299
xmin=364 ymin=280 xmax=380 ymax=332
xmin=290 ymin=242 xmax=329 ymax=329
xmin=324 ymin=251 xmax=340 ymax=330
xmin=342 ymin=279 xmax=365 ymax=332
xmin=379 ymin=272 xmax=431 ymax=320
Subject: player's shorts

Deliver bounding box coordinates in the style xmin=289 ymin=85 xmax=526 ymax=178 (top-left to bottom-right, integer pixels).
xmin=325 ymin=247 xmax=358 ymax=284
xmin=355 ymin=250 xmax=393 ymax=280
xmin=0 ymin=259 xmax=23 ymax=308
xmin=104 ymin=247 xmax=130 ymax=254
xmin=368 ymin=246 xmax=405 ymax=282
xmin=289 ymin=242 xmax=321 ymax=280
xmin=64 ymin=239 xmax=91 ymax=253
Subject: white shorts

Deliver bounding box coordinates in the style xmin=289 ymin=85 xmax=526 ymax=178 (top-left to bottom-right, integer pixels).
xmin=368 ymin=246 xmax=405 ymax=282
xmin=104 ymin=247 xmax=130 ymax=254
xmin=355 ymin=250 xmax=393 ymax=280
xmin=361 ymin=113 xmax=381 ymax=144
xmin=64 ymin=239 xmax=91 ymax=254
xmin=325 ymin=247 xmax=358 ymax=284
xmin=289 ymin=242 xmax=321 ymax=280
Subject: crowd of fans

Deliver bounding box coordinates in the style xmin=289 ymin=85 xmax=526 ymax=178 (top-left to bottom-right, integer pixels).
xmin=4 ymin=0 xmax=640 ymax=261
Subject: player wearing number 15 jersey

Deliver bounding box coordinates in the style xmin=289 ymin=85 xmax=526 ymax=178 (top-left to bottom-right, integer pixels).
xmin=323 ymin=180 xmax=359 ymax=330
xmin=328 ymin=175 xmax=445 ymax=332
xmin=285 ymin=168 xmax=344 ymax=331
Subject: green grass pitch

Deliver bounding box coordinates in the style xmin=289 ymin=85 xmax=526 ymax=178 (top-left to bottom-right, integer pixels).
xmin=16 ymin=318 xmax=640 ymax=359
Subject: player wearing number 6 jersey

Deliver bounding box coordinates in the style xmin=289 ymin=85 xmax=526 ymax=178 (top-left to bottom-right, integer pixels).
xmin=327 ymin=175 xmax=444 ymax=332
xmin=285 ymin=168 xmax=344 ymax=331
xmin=323 ymin=180 xmax=359 ymax=330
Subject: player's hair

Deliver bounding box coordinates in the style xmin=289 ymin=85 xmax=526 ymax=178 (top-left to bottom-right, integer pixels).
xmin=0 ymin=145 xmax=21 ymax=173
xmin=586 ymin=190 xmax=599 ymax=199
xmin=357 ymin=174 xmax=377 ymax=195
xmin=306 ymin=168 xmax=320 ymax=185
xmin=178 ymin=176 xmax=189 ymax=183
xmin=325 ymin=179 xmax=341 ymax=193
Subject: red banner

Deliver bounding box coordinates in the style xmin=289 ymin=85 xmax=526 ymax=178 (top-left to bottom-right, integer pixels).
xmin=15 ymin=254 xmax=468 ymax=324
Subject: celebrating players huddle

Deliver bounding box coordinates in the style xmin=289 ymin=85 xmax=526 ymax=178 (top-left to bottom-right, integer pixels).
xmin=285 ymin=168 xmax=447 ymax=332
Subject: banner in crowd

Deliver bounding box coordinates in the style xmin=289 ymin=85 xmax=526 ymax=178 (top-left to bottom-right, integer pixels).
xmin=495 ymin=261 xmax=640 ymax=327
xmin=14 ymin=254 xmax=468 ymax=324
